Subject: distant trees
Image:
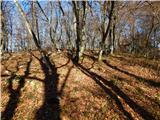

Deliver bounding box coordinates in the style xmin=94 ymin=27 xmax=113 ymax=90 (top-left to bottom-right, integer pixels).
xmin=1 ymin=1 xmax=159 ymax=59
xmin=121 ymin=1 xmax=160 ymax=58
xmin=14 ymin=0 xmax=56 ymax=69
xmin=14 ymin=0 xmax=41 ymax=51
xmin=48 ymin=1 xmax=58 ymax=50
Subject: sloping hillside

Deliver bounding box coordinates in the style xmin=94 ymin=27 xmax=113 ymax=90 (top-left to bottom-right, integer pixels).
xmin=1 ymin=51 xmax=160 ymax=120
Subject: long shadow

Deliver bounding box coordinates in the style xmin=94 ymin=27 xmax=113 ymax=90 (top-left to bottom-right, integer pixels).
xmin=1 ymin=74 xmax=45 ymax=83
xmin=1 ymin=57 xmax=32 ymax=120
xmin=83 ymin=53 xmax=97 ymax=61
xmin=35 ymin=55 xmax=60 ymax=120
xmin=112 ymin=56 xmax=160 ymax=75
xmin=72 ymin=61 xmax=155 ymax=120
xmin=56 ymin=58 xmax=70 ymax=69
xmin=82 ymin=54 xmax=160 ymax=88
xmin=111 ymin=75 xmax=160 ymax=107
xmin=58 ymin=65 xmax=73 ymax=97
xmin=103 ymin=60 xmax=160 ymax=88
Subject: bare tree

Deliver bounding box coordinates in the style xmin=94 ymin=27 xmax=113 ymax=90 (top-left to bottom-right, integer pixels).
xmin=14 ymin=0 xmax=52 ymax=69
xmin=72 ymin=1 xmax=87 ymax=62
xmin=0 ymin=0 xmax=8 ymax=54
xmin=98 ymin=1 xmax=115 ymax=61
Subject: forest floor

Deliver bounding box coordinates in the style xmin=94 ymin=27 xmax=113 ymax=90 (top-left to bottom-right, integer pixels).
xmin=1 ymin=51 xmax=160 ymax=120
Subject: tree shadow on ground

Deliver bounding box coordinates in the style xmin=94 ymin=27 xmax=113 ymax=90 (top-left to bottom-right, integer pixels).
xmin=111 ymin=74 xmax=160 ymax=107
xmin=56 ymin=58 xmax=70 ymax=69
xmin=1 ymin=56 xmax=32 ymax=120
xmin=58 ymin=65 xmax=73 ymax=97
xmin=34 ymin=55 xmax=60 ymax=120
xmin=72 ymin=60 xmax=155 ymax=120
xmin=112 ymin=55 xmax=160 ymax=75
xmin=83 ymin=53 xmax=97 ymax=61
xmin=83 ymin=54 xmax=160 ymax=88
xmin=103 ymin=60 xmax=160 ymax=88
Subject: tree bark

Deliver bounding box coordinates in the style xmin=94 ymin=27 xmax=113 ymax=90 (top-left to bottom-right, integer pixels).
xmin=72 ymin=1 xmax=87 ymax=62
xmin=98 ymin=1 xmax=115 ymax=61
xmin=0 ymin=0 xmax=4 ymax=56
xmin=72 ymin=1 xmax=80 ymax=62
xmin=14 ymin=0 xmax=52 ymax=69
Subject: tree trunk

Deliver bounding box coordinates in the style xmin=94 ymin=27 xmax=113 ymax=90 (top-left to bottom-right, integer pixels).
xmin=10 ymin=19 xmax=13 ymax=52
xmin=32 ymin=1 xmax=41 ymax=47
xmin=49 ymin=1 xmax=57 ymax=50
xmin=0 ymin=0 xmax=8 ymax=54
xmin=98 ymin=1 xmax=115 ymax=61
xmin=0 ymin=0 xmax=4 ymax=56
xmin=72 ymin=1 xmax=87 ymax=62
xmin=78 ymin=2 xmax=87 ymax=60
xmin=72 ymin=1 xmax=80 ymax=62
xmin=111 ymin=20 xmax=115 ymax=54
xmin=14 ymin=0 xmax=52 ymax=69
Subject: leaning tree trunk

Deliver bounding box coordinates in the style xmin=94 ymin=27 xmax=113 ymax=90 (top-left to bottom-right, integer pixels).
xmin=32 ymin=1 xmax=41 ymax=47
xmin=36 ymin=1 xmax=57 ymax=50
xmin=14 ymin=0 xmax=52 ymax=69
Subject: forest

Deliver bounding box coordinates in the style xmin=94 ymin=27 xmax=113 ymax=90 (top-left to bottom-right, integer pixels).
xmin=1 ymin=1 xmax=160 ymax=120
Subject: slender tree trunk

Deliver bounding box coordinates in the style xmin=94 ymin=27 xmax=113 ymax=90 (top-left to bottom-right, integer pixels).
xmin=49 ymin=2 xmax=57 ymax=50
xmin=32 ymin=1 xmax=41 ymax=47
xmin=0 ymin=0 xmax=9 ymax=54
xmin=0 ymin=0 xmax=4 ymax=56
xmin=36 ymin=1 xmax=58 ymax=50
xmin=14 ymin=0 xmax=41 ymax=49
xmin=111 ymin=20 xmax=115 ymax=54
xmin=10 ymin=21 xmax=13 ymax=52
xmin=131 ymin=23 xmax=135 ymax=54
xmin=14 ymin=0 xmax=52 ymax=69
xmin=63 ymin=15 xmax=73 ymax=51
xmin=36 ymin=16 xmax=40 ymax=46
xmin=98 ymin=1 xmax=115 ymax=61
xmin=145 ymin=16 xmax=154 ymax=58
